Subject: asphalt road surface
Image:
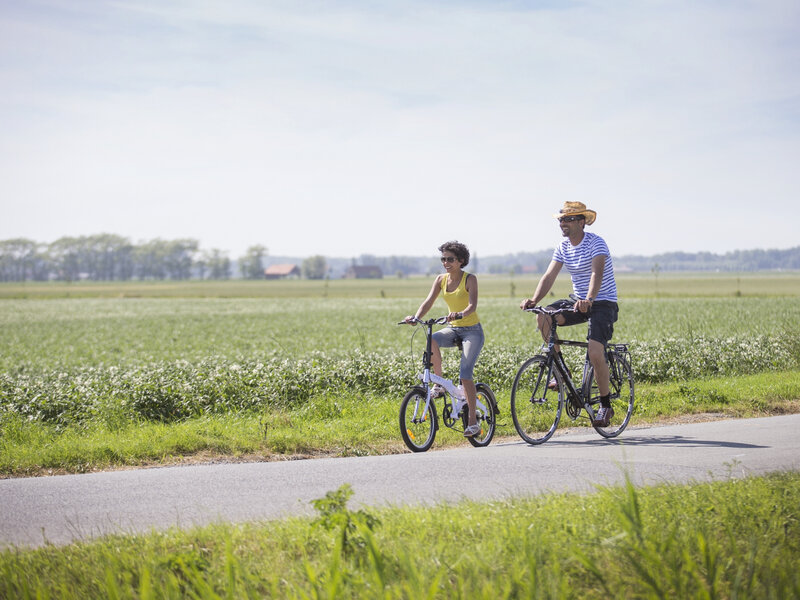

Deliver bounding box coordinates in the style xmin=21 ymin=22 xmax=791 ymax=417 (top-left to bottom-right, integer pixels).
xmin=2 ymin=414 xmax=799 ymax=549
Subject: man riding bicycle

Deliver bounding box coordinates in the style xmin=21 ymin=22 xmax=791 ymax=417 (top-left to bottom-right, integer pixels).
xmin=520 ymin=202 xmax=619 ymax=426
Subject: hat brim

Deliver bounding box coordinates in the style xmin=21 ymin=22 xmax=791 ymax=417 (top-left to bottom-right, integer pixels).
xmin=553 ymin=210 xmax=596 ymax=225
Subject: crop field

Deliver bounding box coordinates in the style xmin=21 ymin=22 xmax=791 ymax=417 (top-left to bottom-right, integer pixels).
xmin=1 ymin=274 xmax=799 ymax=473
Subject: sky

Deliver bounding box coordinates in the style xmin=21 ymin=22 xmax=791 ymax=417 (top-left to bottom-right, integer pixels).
xmin=1 ymin=0 xmax=799 ymax=260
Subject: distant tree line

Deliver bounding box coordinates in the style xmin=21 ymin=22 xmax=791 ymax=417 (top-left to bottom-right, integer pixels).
xmin=477 ymin=247 xmax=800 ymax=274
xmin=355 ymin=254 xmax=437 ymax=277
xmin=0 ymin=235 xmax=238 ymax=282
xmin=615 ymin=247 xmax=800 ymax=272
xmin=2 ymin=235 xmax=797 ymax=282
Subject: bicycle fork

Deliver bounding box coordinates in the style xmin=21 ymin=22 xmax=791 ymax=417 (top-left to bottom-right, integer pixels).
xmin=410 ymin=368 xmax=436 ymax=426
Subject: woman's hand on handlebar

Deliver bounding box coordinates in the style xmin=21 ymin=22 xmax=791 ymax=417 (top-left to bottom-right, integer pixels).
xmin=402 ymin=315 xmax=418 ymax=324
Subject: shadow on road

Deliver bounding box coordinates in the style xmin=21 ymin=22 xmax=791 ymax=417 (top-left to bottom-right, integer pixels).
xmin=548 ymin=435 xmax=767 ymax=449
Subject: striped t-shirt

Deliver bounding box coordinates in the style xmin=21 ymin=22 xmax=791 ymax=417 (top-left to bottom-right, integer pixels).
xmin=552 ymin=232 xmax=617 ymax=302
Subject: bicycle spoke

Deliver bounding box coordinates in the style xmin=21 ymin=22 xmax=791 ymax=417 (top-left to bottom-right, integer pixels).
xmin=511 ymin=355 xmax=563 ymax=445
xmin=467 ymin=384 xmax=497 ymax=448
xmin=590 ymin=351 xmax=635 ymax=438
xmin=399 ymin=388 xmax=437 ymax=452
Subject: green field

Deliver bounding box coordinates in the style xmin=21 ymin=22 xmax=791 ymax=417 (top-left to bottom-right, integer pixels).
xmin=1 ymin=274 xmax=799 ymax=475
xmin=1 ymin=271 xmax=799 ymax=299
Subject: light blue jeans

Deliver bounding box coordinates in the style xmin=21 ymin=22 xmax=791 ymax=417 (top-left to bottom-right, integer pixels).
xmin=432 ymin=323 xmax=484 ymax=381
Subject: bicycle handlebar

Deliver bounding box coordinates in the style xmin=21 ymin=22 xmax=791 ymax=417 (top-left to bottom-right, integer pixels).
xmin=397 ymin=316 xmax=450 ymax=326
xmin=523 ymin=294 xmax=584 ymax=316
xmin=524 ymin=305 xmax=571 ymax=316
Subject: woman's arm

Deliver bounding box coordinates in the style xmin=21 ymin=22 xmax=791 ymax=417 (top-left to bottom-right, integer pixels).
xmin=405 ymin=275 xmax=443 ymax=321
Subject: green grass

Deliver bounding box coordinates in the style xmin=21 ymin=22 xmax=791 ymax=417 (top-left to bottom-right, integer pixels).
xmin=1 ymin=271 xmax=798 ymax=299
xmin=3 ymin=371 xmax=799 ymax=476
xmin=2 ymin=471 xmax=798 ymax=598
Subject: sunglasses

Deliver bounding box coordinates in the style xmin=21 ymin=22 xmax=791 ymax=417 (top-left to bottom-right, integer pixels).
xmin=440 ymin=256 xmax=457 ymax=263
xmin=558 ymin=215 xmax=585 ymax=223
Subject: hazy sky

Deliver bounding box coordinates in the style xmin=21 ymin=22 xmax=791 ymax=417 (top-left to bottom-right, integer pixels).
xmin=2 ymin=0 xmax=798 ymax=259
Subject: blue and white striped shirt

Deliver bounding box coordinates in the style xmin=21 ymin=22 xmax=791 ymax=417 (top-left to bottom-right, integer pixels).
xmin=552 ymin=232 xmax=617 ymax=302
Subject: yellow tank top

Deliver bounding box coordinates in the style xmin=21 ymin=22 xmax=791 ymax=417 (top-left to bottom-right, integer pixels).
xmin=440 ymin=272 xmax=479 ymax=326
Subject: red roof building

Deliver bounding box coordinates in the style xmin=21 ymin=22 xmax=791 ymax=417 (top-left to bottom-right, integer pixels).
xmin=264 ymin=264 xmax=301 ymax=279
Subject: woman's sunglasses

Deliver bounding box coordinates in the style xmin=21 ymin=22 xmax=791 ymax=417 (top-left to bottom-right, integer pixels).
xmin=440 ymin=256 xmax=457 ymax=263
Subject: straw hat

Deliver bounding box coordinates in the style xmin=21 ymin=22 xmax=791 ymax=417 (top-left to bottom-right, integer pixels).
xmin=553 ymin=201 xmax=596 ymax=225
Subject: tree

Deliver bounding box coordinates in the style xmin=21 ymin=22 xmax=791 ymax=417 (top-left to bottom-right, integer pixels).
xmin=204 ymin=249 xmax=231 ymax=280
xmin=239 ymin=245 xmax=268 ymax=280
xmin=163 ymin=239 xmax=199 ymax=280
xmin=95 ymin=234 xmax=134 ymax=280
xmin=0 ymin=238 xmax=43 ymax=281
xmin=49 ymin=236 xmax=82 ymax=281
xmin=134 ymin=239 xmax=169 ymax=279
xmin=302 ymin=255 xmax=328 ymax=280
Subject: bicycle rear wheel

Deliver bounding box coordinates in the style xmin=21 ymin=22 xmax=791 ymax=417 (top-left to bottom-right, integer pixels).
xmin=510 ymin=355 xmax=563 ymax=445
xmin=399 ymin=387 xmax=438 ymax=452
xmin=585 ymin=351 xmax=634 ymax=438
xmin=465 ymin=383 xmax=497 ymax=448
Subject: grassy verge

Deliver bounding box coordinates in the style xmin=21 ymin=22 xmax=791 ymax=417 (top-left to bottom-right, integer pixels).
xmin=2 ymin=370 xmax=799 ymax=477
xmin=2 ymin=471 xmax=798 ymax=598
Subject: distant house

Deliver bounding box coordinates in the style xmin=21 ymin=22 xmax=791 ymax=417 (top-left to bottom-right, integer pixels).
xmin=344 ymin=265 xmax=383 ymax=279
xmin=264 ymin=264 xmax=301 ymax=279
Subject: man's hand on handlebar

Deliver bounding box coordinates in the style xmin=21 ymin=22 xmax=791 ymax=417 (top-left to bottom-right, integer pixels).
xmin=574 ymin=298 xmax=593 ymax=313
xmin=520 ymin=298 xmax=536 ymax=310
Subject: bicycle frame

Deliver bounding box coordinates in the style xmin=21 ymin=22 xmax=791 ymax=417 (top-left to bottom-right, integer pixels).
xmin=532 ymin=307 xmax=599 ymax=422
xmin=411 ymin=317 xmax=490 ymax=426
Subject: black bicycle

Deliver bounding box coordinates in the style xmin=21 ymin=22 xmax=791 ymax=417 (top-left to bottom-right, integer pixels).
xmin=398 ymin=317 xmax=498 ymax=452
xmin=510 ymin=303 xmax=634 ymax=445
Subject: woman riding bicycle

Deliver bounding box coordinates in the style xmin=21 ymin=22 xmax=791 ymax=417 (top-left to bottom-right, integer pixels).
xmin=404 ymin=241 xmax=484 ymax=437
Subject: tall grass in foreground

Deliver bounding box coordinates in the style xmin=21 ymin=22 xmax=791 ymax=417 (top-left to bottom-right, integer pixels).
xmin=2 ymin=472 xmax=798 ymax=598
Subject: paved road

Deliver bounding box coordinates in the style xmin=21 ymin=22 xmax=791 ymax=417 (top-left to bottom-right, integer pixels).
xmin=2 ymin=415 xmax=799 ymax=549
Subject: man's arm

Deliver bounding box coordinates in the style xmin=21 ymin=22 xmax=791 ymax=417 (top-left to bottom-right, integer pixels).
xmin=520 ymin=260 xmax=562 ymax=309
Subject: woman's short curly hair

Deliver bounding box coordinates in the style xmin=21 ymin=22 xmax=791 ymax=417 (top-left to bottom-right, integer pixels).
xmin=438 ymin=240 xmax=470 ymax=267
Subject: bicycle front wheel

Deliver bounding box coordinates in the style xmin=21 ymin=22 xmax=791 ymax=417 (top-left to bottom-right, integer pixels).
xmin=586 ymin=352 xmax=635 ymax=438
xmin=399 ymin=387 xmax=438 ymax=452
xmin=510 ymin=355 xmax=563 ymax=445
xmin=466 ymin=383 xmax=497 ymax=448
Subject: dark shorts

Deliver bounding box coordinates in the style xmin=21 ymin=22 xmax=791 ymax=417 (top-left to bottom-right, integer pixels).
xmin=546 ymin=299 xmax=619 ymax=345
